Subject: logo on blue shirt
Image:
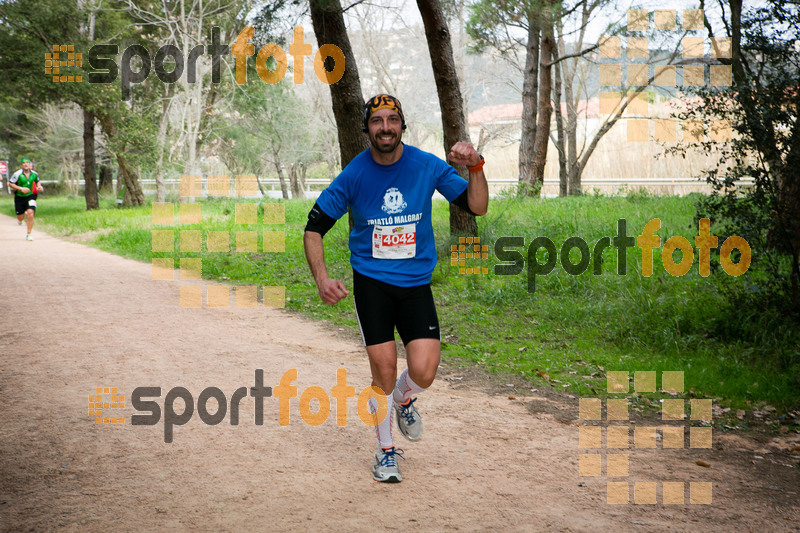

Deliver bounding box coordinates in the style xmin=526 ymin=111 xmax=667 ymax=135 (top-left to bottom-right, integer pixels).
xmin=381 ymin=187 xmax=407 ymax=215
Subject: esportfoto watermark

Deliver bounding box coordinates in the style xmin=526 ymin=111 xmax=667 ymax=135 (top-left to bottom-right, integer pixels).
xmin=579 ymin=371 xmax=714 ymax=505
xmin=91 ymin=368 xmax=389 ymax=443
xmin=488 ymin=218 xmax=750 ymax=292
xmin=52 ymin=26 xmax=344 ymax=99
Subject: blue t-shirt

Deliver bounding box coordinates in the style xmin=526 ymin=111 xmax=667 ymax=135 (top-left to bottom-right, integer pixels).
xmin=316 ymin=144 xmax=468 ymax=287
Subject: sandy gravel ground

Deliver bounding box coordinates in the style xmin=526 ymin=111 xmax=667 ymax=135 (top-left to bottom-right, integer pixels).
xmin=1 ymin=214 xmax=798 ymax=532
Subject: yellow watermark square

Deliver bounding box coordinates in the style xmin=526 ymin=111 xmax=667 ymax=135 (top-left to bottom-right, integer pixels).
xmin=654 ymin=10 xmax=676 ymax=31
xmin=662 ymin=482 xmax=685 ymax=504
xmin=599 ymin=36 xmax=621 ymax=59
xmin=691 ymin=399 xmax=713 ymax=420
xmin=607 ymin=399 xmax=628 ymax=421
xmin=661 ymin=371 xmax=684 ymax=393
xmin=236 ymin=286 xmax=258 ymax=308
xmin=634 ymin=482 xmax=657 ymax=504
xmin=579 ymin=398 xmax=601 ymax=420
xmin=606 ymin=426 xmax=629 ymax=448
xmin=264 ymin=203 xmax=286 ymax=225
xmin=683 ymin=65 xmax=705 ymax=87
xmin=627 ymin=37 xmax=649 ymax=59
xmin=180 ymin=174 xmax=202 ymax=198
xmin=152 ymin=202 xmax=174 ymax=225
xmin=690 ymin=426 xmax=713 ymax=448
xmin=683 ymin=9 xmax=704 ymax=31
xmin=207 ymin=175 xmax=230 ymax=196
xmin=607 ymin=454 xmax=629 ymax=477
xmin=599 ymin=64 xmax=622 ymax=86
xmin=180 ymin=203 xmax=202 ymax=224
xmin=207 ymin=286 xmax=230 ymax=308
xmin=579 ymin=426 xmax=602 ymax=448
xmin=606 ymin=371 xmax=629 ymax=393
xmin=710 ymin=65 xmax=732 ymax=86
xmin=690 ymin=482 xmax=713 ymax=504
xmin=607 ymin=482 xmax=629 ymax=504
xmin=180 ymin=258 xmax=202 ymax=281
xmin=151 ymin=230 xmax=174 ymax=253
xmin=263 ymin=286 xmax=285 ymax=308
xmin=627 ymin=9 xmax=649 ymax=31
xmin=635 ymin=426 xmax=658 ymax=448
xmin=180 ymin=230 xmax=202 ymax=253
xmin=152 ymin=258 xmax=174 ymax=281
xmin=263 ymin=230 xmax=286 ymax=253
xmin=662 ymin=398 xmax=685 ymax=420
xmin=654 ymin=119 xmax=677 ymax=143
xmin=235 ymin=174 xmax=258 ymax=197
xmin=207 ymin=231 xmax=230 ymax=253
xmin=88 ymin=387 xmax=125 ymax=424
xmin=634 ymin=371 xmax=656 ymax=392
xmin=180 ymin=285 xmax=202 ymax=308
xmin=236 ymin=231 xmax=257 ymax=253
xmin=579 ymin=454 xmax=602 ymax=476
xmin=582 ymin=370 xmax=713 ymax=506
xmin=662 ymin=426 xmax=685 ymax=448
xmin=235 ymin=203 xmax=258 ymax=225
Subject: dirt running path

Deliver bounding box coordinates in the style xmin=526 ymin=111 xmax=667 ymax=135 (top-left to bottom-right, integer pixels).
xmin=0 ymin=215 xmax=798 ymax=532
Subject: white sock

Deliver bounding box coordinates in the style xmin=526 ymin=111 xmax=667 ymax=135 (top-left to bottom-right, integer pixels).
xmin=393 ymin=369 xmax=427 ymax=405
xmin=368 ymin=394 xmax=394 ymax=450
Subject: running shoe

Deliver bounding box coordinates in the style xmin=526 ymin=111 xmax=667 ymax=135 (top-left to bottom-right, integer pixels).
xmin=26 ymin=234 xmax=33 ymax=241
xmin=395 ymin=397 xmax=422 ymax=441
xmin=372 ymin=447 xmax=403 ymax=483
xmin=18 ymin=220 xmax=23 ymax=225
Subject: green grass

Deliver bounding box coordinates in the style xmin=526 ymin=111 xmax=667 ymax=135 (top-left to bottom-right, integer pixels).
xmin=4 ymin=192 xmax=798 ymax=414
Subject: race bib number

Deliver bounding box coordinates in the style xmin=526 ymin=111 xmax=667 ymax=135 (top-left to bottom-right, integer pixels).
xmin=28 ymin=199 xmax=37 ymax=208
xmin=372 ymin=223 xmax=416 ymax=259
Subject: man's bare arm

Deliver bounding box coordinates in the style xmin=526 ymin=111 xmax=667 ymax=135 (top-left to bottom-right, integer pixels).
xmin=303 ymin=231 xmax=349 ymax=305
xmin=448 ymin=141 xmax=488 ymax=216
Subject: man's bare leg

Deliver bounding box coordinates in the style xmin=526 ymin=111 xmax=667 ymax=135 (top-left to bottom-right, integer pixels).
xmin=392 ymin=338 xmax=439 ymax=442
xmin=366 ymin=340 xmax=403 ymax=482
xmin=25 ymin=209 xmax=34 ymax=235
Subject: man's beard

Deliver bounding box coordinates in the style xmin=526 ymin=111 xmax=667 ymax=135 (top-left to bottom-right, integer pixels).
xmin=369 ymin=130 xmax=402 ymax=153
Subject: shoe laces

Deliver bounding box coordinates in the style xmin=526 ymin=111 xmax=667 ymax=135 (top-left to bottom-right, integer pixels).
xmin=380 ymin=447 xmax=404 ymax=467
xmin=397 ymin=397 xmax=417 ymax=425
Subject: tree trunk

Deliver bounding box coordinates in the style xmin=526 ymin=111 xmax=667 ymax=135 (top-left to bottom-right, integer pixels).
xmin=298 ymin=163 xmax=307 ymax=200
xmin=417 ymin=0 xmax=476 ymax=235
xmin=118 ymin=154 xmax=144 ymax=206
xmin=83 ymin=107 xmax=99 ymax=210
xmin=256 ymin=175 xmax=267 ymax=197
xmin=558 ymin=24 xmax=580 ymax=196
xmin=98 ymin=164 xmax=113 ymax=192
xmin=154 ymin=85 xmax=174 ymax=203
xmin=310 ymin=0 xmax=368 ymax=232
xmin=519 ymin=14 xmax=540 ymax=194
xmin=531 ymin=20 xmax=554 ymax=190
xmin=97 ymin=112 xmax=145 ymax=206
xmin=274 ymin=160 xmax=289 ymax=200
xmin=289 ymin=163 xmax=305 ymax=199
xmin=309 ymin=0 xmax=369 ymax=169
xmin=729 ymin=0 xmax=744 ymax=86
xmin=552 ymin=48 xmax=567 ymax=198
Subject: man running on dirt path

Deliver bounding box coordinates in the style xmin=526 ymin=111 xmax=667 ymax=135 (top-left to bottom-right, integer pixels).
xmin=9 ymin=158 xmax=43 ymax=241
xmin=303 ymin=94 xmax=488 ymax=483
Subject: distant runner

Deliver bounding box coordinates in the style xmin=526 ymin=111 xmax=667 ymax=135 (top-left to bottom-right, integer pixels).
xmin=304 ymin=94 xmax=488 ymax=483
xmin=9 ymin=158 xmax=43 ymax=241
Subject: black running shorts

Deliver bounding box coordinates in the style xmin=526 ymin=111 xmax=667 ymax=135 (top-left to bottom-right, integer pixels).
xmin=352 ymin=269 xmax=440 ymax=347
xmin=14 ymin=194 xmax=37 ymax=215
